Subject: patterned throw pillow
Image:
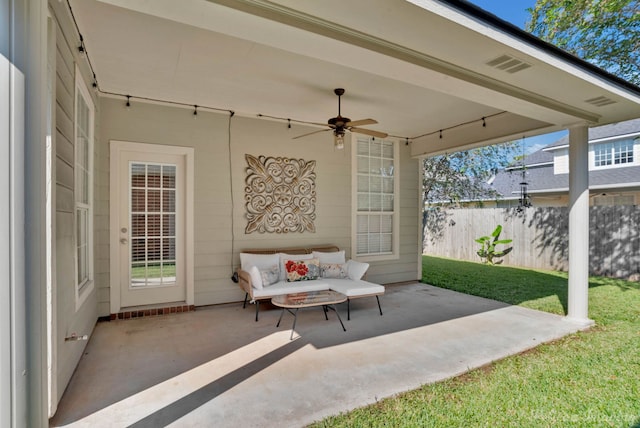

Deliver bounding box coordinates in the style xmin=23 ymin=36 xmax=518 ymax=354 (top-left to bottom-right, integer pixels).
xmin=285 ymin=258 xmax=320 ymax=282
xmin=320 ymin=263 xmax=348 ymax=279
xmin=260 ymin=264 xmax=280 ymax=287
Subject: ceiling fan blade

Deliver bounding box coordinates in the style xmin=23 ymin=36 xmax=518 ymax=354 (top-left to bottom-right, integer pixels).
xmin=350 ymin=127 xmax=388 ymax=138
xmin=292 ymin=128 xmax=330 ymax=139
xmin=346 ymin=118 xmax=377 ymax=127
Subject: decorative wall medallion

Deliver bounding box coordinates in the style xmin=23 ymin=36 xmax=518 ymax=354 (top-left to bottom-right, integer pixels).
xmin=244 ymin=154 xmax=316 ymax=234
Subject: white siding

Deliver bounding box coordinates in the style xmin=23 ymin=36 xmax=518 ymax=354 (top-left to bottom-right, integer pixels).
xmin=50 ymin=0 xmax=99 ymax=411
xmin=554 ymin=148 xmax=569 ymax=174
xmin=97 ymin=101 xmax=420 ymax=309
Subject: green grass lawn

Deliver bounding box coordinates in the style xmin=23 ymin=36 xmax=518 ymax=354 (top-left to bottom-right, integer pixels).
xmin=312 ymin=256 xmax=640 ymax=427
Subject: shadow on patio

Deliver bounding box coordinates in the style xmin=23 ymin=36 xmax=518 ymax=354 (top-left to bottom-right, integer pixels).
xmin=50 ymin=283 xmax=586 ymax=428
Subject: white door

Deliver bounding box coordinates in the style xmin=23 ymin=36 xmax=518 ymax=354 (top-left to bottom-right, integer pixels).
xmin=114 ymin=146 xmax=189 ymax=308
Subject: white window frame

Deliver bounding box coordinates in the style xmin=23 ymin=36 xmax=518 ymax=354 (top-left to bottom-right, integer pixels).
xmin=74 ymin=65 xmax=95 ymax=310
xmin=352 ymin=136 xmax=400 ymax=262
xmin=590 ymin=135 xmax=638 ymax=170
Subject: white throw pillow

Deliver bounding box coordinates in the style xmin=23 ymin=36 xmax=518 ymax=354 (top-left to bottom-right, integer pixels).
xmin=260 ymin=265 xmax=280 ymax=287
xmin=346 ymin=259 xmax=369 ymax=280
xmin=240 ymin=253 xmax=280 ymax=271
xmin=278 ymin=253 xmax=313 ymax=281
xmin=248 ymin=265 xmax=263 ymax=289
xmin=312 ymin=250 xmax=346 ymax=264
xmin=320 ymin=263 xmax=349 ymax=279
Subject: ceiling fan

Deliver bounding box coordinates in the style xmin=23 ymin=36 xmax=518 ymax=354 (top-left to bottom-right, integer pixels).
xmin=293 ymin=88 xmax=388 ymax=149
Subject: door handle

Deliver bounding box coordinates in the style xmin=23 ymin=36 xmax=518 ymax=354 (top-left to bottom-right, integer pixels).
xmin=120 ymin=238 xmax=128 ymax=244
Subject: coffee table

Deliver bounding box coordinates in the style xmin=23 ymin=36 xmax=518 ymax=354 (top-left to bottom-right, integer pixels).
xmin=272 ymin=290 xmax=348 ymax=340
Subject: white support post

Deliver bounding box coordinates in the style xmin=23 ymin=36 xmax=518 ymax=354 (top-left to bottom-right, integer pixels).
xmin=566 ymin=125 xmax=594 ymax=326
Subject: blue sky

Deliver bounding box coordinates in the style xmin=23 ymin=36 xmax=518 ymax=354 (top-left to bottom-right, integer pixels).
xmin=468 ymin=0 xmax=535 ymax=28
xmin=467 ymin=0 xmax=568 ymax=153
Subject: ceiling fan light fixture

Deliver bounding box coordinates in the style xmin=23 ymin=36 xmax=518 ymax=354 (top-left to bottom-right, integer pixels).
xmin=334 ymin=130 xmax=345 ymax=150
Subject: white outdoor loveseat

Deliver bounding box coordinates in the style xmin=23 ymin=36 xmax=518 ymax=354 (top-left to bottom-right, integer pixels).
xmin=236 ymin=245 xmax=384 ymax=321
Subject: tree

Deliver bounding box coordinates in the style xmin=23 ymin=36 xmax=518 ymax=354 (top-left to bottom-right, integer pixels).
xmin=527 ymin=0 xmax=640 ymax=85
xmin=423 ymin=142 xmax=518 ymax=206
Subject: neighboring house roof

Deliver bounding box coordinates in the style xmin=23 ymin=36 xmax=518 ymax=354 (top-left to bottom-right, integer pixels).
xmin=545 ymin=118 xmax=640 ymax=150
xmin=491 ymin=119 xmax=640 ymax=198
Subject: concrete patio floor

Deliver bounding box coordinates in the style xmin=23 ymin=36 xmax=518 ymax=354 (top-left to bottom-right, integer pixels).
xmin=50 ymin=283 xmax=587 ymax=427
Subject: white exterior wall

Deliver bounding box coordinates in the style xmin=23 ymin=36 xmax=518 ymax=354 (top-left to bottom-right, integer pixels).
xmin=97 ymin=99 xmax=420 ymax=313
xmin=49 ymin=1 xmax=99 ymax=411
xmin=554 ymin=148 xmax=569 ymax=174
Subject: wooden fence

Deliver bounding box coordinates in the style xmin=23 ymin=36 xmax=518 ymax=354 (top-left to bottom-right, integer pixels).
xmin=423 ymin=206 xmax=640 ymax=279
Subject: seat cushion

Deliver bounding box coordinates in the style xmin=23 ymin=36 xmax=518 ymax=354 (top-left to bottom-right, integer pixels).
xmin=252 ymin=279 xmax=331 ymax=298
xmin=322 ymin=279 xmax=385 ymax=297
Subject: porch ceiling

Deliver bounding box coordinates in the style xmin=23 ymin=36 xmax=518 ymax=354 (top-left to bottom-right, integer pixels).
xmin=69 ymin=0 xmax=640 ymax=156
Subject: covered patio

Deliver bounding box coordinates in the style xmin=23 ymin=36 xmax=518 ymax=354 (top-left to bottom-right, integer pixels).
xmin=51 ymin=283 xmax=587 ymax=427
xmin=5 ymin=0 xmax=640 ymax=425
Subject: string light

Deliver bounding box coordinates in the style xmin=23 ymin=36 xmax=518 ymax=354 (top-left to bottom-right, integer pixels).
xmin=78 ymin=34 xmax=85 ymax=54
xmin=287 ymin=119 xmax=291 ymax=129
xmin=193 ymin=105 xmax=198 ymax=118
xmin=125 ymin=95 xmax=131 ymax=110
xmin=413 ymin=111 xmax=506 ymax=142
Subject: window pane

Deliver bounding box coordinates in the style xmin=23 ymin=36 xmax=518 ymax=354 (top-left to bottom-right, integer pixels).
xmin=382 ymin=142 xmax=394 ymax=158
xmin=76 ymin=208 xmax=88 ymax=284
xmin=131 ymin=164 xmax=146 ymax=187
xmin=148 ymin=214 xmax=161 ymax=237
xmin=131 ymin=189 xmax=145 ymax=212
xmin=369 ymin=234 xmax=380 ymax=253
xmin=131 ymin=238 xmax=146 ymax=262
xmin=163 ymin=189 xmax=175 ymax=212
xmin=147 ymin=189 xmax=161 ymax=212
xmin=163 ymin=214 xmax=175 ymax=236
xmin=148 ymin=238 xmax=161 ymax=261
xmin=369 ymin=215 xmax=380 ymax=233
xmin=357 ymin=215 xmax=368 ymax=233
xmin=147 ymin=164 xmax=162 ymax=188
xmin=162 ymin=238 xmax=176 ymax=260
xmin=381 ymin=215 xmax=393 ymax=233
xmin=382 ymin=159 xmax=394 ymax=177
xmin=370 ymin=140 xmax=382 ymax=157
xmin=370 ymin=194 xmax=382 ymax=211
xmin=383 ymin=177 xmax=394 ymax=193
xmin=357 ymin=156 xmax=369 ymax=174
xmin=358 ymin=175 xmax=369 ymax=192
xmin=131 ymin=214 xmax=145 ymax=237
xmin=382 ymin=195 xmax=394 ymax=211
xmin=370 ymin=157 xmax=382 ymax=175
xmin=162 ymin=165 xmax=176 ymax=188
xmin=380 ymin=234 xmax=392 ymax=252
xmin=357 ymin=234 xmax=369 ymax=254
xmin=357 ymin=140 xmax=369 ymax=156
xmin=358 ymin=194 xmax=369 ymax=211
xmin=370 ymin=176 xmax=382 ymax=193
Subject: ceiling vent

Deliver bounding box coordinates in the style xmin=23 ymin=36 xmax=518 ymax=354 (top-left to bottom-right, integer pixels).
xmin=486 ymin=54 xmax=531 ymax=74
xmin=585 ymin=96 xmax=617 ymax=107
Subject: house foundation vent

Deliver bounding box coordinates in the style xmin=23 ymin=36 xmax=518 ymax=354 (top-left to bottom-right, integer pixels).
xmin=486 ymin=54 xmax=531 ymax=74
